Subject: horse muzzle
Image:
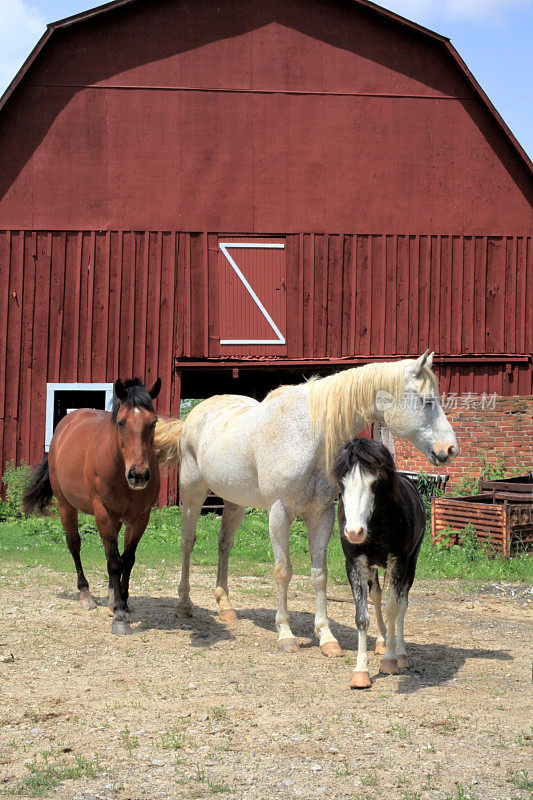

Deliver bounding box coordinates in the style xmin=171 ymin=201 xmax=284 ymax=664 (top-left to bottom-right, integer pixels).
xmin=126 ymin=467 xmax=151 ymax=490
xmin=430 ymin=443 xmax=459 ymax=464
xmin=344 ymin=527 xmax=367 ymax=545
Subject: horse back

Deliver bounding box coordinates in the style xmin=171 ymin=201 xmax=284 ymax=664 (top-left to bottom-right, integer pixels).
xmin=396 ymin=475 xmax=426 ymax=555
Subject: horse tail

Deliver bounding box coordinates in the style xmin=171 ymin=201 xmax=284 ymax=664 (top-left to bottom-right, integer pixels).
xmin=21 ymin=455 xmax=54 ymax=515
xmin=154 ymin=417 xmax=184 ymax=466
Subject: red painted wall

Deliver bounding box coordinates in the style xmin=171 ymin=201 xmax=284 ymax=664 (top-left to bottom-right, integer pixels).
xmin=0 ymin=0 xmax=531 ymax=233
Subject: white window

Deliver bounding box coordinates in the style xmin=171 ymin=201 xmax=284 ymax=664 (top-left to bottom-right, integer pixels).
xmin=45 ymin=382 xmax=114 ymax=451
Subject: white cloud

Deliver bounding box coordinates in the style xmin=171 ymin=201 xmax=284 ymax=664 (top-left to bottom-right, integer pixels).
xmin=378 ymin=0 xmax=531 ymax=25
xmin=0 ymin=0 xmax=46 ymax=96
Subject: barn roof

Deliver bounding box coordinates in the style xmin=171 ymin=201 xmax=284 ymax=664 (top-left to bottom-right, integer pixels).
xmin=0 ymin=0 xmax=531 ymax=174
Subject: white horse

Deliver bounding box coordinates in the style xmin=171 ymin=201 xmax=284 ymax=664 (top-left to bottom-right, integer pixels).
xmin=155 ymin=352 xmax=457 ymax=656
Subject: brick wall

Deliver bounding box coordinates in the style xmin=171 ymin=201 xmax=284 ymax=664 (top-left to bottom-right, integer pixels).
xmin=394 ymin=396 xmax=533 ymax=488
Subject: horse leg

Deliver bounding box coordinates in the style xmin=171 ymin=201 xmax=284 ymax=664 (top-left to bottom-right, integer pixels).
xmin=380 ymin=556 xmax=402 ymax=674
xmin=120 ymin=513 xmax=150 ymax=612
xmin=269 ymin=500 xmax=298 ymax=653
xmin=58 ymin=498 xmax=96 ymax=610
xmin=369 ymin=570 xmax=387 ymax=655
xmin=94 ymin=503 xmax=127 ymax=634
xmin=214 ymin=502 xmax=245 ymax=623
xmin=395 ymin=558 xmax=416 ymax=670
xmin=305 ymin=505 xmax=343 ymax=657
xmin=347 ymin=556 xmax=372 ymax=689
xmin=176 ymin=486 xmax=207 ymax=618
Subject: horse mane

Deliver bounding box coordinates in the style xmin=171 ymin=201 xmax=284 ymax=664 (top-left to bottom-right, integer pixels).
xmin=111 ymin=378 xmax=155 ymax=422
xmin=309 ymin=359 xmax=439 ymax=466
xmin=332 ymin=437 xmax=397 ymax=486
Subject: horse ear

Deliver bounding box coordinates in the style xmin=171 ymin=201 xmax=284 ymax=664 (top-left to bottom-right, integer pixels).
xmin=114 ymin=378 xmax=127 ymax=401
xmin=426 ymin=351 xmax=435 ymax=368
xmin=148 ymin=377 xmax=161 ymax=400
xmin=412 ymin=350 xmax=431 ymax=377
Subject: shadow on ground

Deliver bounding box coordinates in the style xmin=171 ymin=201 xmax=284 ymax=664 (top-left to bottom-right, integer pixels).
xmin=238 ymin=606 xmax=513 ymax=692
xmin=56 ymin=591 xmax=236 ymax=647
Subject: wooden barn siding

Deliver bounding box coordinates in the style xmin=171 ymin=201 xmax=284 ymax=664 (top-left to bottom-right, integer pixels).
xmin=273 ymin=233 xmax=531 ymax=395
xmin=0 ymin=229 xmax=531 ymax=505
xmin=0 ymin=230 xmax=182 ymax=505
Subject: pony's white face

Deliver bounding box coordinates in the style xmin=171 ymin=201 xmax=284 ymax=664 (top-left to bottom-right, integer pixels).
xmin=380 ymin=352 xmax=458 ymax=466
xmin=341 ymin=464 xmax=376 ymax=545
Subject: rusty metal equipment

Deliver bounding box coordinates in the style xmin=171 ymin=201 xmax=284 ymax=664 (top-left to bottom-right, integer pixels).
xmin=431 ymin=475 xmax=532 ymax=558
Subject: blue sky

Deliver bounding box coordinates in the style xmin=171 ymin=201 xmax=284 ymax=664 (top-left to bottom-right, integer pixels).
xmin=0 ymin=0 xmax=531 ymax=158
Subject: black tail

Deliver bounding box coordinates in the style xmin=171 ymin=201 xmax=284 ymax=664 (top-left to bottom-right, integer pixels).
xmin=21 ymin=455 xmax=54 ymax=515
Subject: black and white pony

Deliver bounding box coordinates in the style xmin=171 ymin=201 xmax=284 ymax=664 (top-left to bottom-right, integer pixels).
xmin=333 ymin=438 xmax=425 ymax=689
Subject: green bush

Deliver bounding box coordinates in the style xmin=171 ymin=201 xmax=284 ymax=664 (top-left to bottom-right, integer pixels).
xmin=1 ymin=459 xmax=34 ymax=519
xmin=452 ymin=455 xmax=527 ymax=497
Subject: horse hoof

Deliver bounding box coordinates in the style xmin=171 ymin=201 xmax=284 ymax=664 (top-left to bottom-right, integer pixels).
xmin=320 ymin=641 xmax=344 ymax=658
xmin=374 ymin=640 xmax=386 ymax=655
xmin=379 ymin=657 xmax=398 ymax=675
xmin=175 ymin=605 xmax=193 ymax=619
xmin=79 ymin=591 xmax=97 ymax=611
xmin=111 ymin=620 xmax=132 ymax=636
xmin=397 ymin=654 xmax=409 ymax=669
xmin=218 ymin=608 xmax=238 ymax=623
xmin=350 ymin=671 xmax=372 ymax=689
xmin=277 ymin=638 xmax=299 ymax=653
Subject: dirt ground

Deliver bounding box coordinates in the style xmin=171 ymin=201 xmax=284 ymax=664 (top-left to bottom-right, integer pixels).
xmin=0 ymin=560 xmax=531 ymax=800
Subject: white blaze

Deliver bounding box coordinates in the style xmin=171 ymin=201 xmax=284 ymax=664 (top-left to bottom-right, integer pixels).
xmin=342 ymin=465 xmax=376 ymax=543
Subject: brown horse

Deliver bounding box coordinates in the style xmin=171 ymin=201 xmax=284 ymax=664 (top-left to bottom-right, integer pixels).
xmin=22 ymin=377 xmax=161 ymax=635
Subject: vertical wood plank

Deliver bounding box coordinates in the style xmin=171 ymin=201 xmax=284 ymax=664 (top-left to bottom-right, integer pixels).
xmin=3 ymin=233 xmax=23 ymax=471
xmin=18 ymin=232 xmax=36 ymax=463
xmin=0 ymin=232 xmax=11 ymax=469
xmin=285 ymin=234 xmax=301 ymax=359
xmin=341 ymin=234 xmax=352 ymax=355
xmin=313 ymin=234 xmax=326 ymax=358
xmin=326 ymin=234 xmax=342 ymax=357
xmin=302 ymin=234 xmax=314 ymax=358
xmin=504 ymin=237 xmax=516 ymax=354
xmin=462 ymin=236 xmax=474 ymax=354
xmin=207 ymin=233 xmax=220 ymax=358
xmin=48 ymin=233 xmax=66 ymax=383
xmin=30 ymin=233 xmax=52 ymax=458
xmin=395 ymin=235 xmax=408 ymax=354
xmin=407 ymin=235 xmax=419 ymax=354
xmin=418 ymin=235 xmax=430 ymax=352
xmin=85 ymin=231 xmax=96 ymax=380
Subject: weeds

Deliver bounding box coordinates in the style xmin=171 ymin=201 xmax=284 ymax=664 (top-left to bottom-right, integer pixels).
xmin=361 ymin=769 xmax=379 ymax=788
xmin=209 ymin=705 xmax=228 ymax=721
xmin=507 ymin=769 xmax=532 ymax=791
xmin=1 ymin=460 xmax=33 ymax=518
xmin=161 ymin=729 xmax=186 ymax=750
xmin=11 ymin=750 xmax=101 ymax=797
xmin=390 ymin=722 xmax=413 ymax=743
xmin=442 ymin=787 xmax=479 ymax=800
xmin=120 ymin=724 xmax=139 ymax=755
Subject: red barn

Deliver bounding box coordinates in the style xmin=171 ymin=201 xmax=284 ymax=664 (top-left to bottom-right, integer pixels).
xmin=0 ymin=0 xmax=532 ymax=502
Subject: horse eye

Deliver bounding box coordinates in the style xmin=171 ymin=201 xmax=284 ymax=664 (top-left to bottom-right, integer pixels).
xmin=118 ymin=419 xmax=126 ymax=428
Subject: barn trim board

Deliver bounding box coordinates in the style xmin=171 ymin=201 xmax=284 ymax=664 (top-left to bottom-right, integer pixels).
xmin=218 ymin=242 xmax=286 ymax=346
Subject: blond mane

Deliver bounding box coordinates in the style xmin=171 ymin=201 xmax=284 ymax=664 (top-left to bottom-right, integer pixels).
xmin=308 ymin=360 xmax=439 ymax=467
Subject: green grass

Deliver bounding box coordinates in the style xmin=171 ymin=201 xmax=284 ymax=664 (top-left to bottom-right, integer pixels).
xmin=0 ymin=502 xmax=531 ymax=584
